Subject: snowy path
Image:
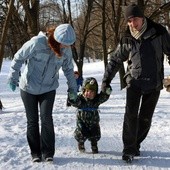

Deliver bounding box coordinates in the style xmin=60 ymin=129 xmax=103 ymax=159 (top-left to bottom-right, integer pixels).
xmin=0 ymin=60 xmax=170 ymax=169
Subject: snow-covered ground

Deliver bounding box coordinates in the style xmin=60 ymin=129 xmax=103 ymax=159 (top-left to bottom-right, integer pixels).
xmin=0 ymin=59 xmax=170 ymax=170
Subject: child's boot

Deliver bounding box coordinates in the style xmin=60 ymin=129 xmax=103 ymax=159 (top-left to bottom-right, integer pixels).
xmin=78 ymin=142 xmax=85 ymax=152
xmin=91 ymin=141 xmax=98 ymax=154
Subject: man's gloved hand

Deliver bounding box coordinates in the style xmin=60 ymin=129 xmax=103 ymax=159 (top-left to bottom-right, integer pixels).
xmin=101 ymin=83 xmax=112 ymax=94
xmin=68 ymin=92 xmax=77 ymax=102
xmin=106 ymin=86 xmax=112 ymax=95
xmin=163 ymin=76 xmax=170 ymax=92
xmin=9 ymin=82 xmax=16 ymax=92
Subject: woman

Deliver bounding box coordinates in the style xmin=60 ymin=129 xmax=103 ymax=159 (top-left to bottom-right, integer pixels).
xmin=8 ymin=23 xmax=77 ymax=162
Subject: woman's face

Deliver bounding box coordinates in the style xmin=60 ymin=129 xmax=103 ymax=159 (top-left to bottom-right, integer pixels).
xmin=127 ymin=17 xmax=144 ymax=31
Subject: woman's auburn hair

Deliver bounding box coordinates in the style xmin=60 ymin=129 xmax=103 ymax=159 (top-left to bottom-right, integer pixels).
xmin=47 ymin=28 xmax=62 ymax=57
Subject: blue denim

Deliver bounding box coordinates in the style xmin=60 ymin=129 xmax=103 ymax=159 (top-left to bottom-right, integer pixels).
xmin=20 ymin=89 xmax=56 ymax=158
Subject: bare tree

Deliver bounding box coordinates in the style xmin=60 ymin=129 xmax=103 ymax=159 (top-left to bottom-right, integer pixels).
xmin=149 ymin=2 xmax=170 ymax=20
xmin=39 ymin=1 xmax=62 ymax=30
xmin=0 ymin=0 xmax=15 ymax=71
xmin=1 ymin=0 xmax=170 ymax=77
xmin=101 ymin=0 xmax=107 ymax=67
xmin=74 ymin=0 xmax=95 ymax=77
xmin=19 ymin=0 xmax=40 ymax=37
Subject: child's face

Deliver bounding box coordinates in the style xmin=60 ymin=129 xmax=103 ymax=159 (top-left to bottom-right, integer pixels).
xmin=74 ymin=73 xmax=79 ymax=79
xmin=83 ymin=89 xmax=96 ymax=100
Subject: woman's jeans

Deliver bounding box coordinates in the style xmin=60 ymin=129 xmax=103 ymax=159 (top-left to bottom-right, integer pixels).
xmin=20 ymin=89 xmax=56 ymax=158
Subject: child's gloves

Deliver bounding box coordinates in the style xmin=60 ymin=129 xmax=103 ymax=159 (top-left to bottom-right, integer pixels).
xmin=9 ymin=82 xmax=16 ymax=91
xmin=163 ymin=76 xmax=170 ymax=92
xmin=68 ymin=92 xmax=77 ymax=102
xmin=106 ymin=86 xmax=112 ymax=95
xmin=66 ymin=100 xmax=72 ymax=107
xmin=66 ymin=97 xmax=72 ymax=107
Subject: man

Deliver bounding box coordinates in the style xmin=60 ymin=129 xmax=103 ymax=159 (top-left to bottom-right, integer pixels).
xmin=101 ymin=4 xmax=170 ymax=163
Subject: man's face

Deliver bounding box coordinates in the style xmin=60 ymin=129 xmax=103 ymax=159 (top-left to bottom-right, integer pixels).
xmin=127 ymin=17 xmax=144 ymax=31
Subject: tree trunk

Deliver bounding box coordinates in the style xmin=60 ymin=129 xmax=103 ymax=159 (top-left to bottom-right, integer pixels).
xmin=75 ymin=0 xmax=94 ymax=77
xmin=20 ymin=0 xmax=40 ymax=37
xmin=0 ymin=0 xmax=15 ymax=71
xmin=102 ymin=0 xmax=108 ymax=68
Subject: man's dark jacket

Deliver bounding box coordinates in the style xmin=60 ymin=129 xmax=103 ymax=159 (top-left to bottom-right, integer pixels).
xmin=102 ymin=18 xmax=170 ymax=93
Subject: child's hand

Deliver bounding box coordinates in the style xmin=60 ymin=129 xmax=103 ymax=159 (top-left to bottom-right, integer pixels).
xmin=68 ymin=92 xmax=77 ymax=101
xmin=66 ymin=100 xmax=72 ymax=107
xmin=106 ymin=86 xmax=112 ymax=95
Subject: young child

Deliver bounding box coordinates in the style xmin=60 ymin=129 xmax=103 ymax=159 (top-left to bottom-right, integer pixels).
xmin=68 ymin=77 xmax=112 ymax=153
xmin=74 ymin=71 xmax=83 ymax=92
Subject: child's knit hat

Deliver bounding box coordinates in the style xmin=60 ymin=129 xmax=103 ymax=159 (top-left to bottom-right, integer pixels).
xmin=83 ymin=77 xmax=98 ymax=93
xmin=54 ymin=24 xmax=76 ymax=45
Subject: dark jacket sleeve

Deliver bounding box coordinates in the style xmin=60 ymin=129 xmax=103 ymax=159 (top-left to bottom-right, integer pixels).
xmin=67 ymin=94 xmax=82 ymax=108
xmin=96 ymin=91 xmax=111 ymax=105
xmin=162 ymin=31 xmax=170 ymax=64
xmin=102 ymin=38 xmax=130 ymax=87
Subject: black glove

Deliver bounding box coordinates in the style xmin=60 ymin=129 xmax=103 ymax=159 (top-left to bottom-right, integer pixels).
xmin=66 ymin=99 xmax=71 ymax=107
